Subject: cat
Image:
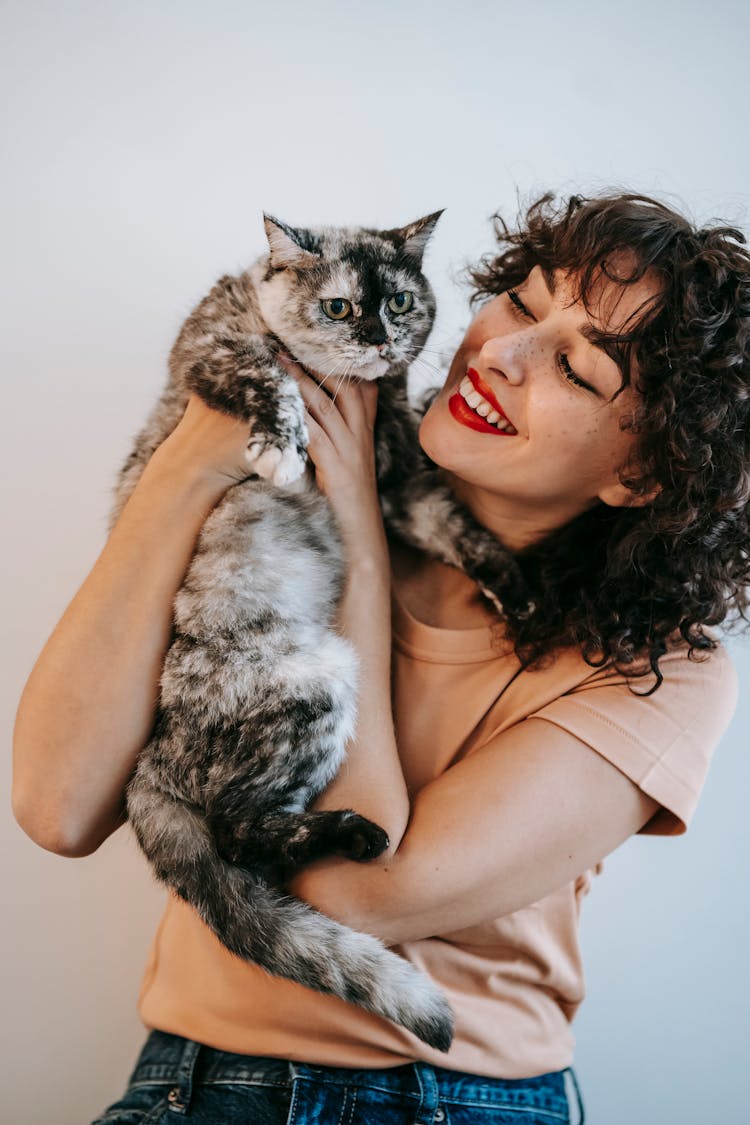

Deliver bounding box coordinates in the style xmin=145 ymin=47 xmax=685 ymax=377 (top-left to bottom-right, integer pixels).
xmin=114 ymin=212 xmax=525 ymax=1052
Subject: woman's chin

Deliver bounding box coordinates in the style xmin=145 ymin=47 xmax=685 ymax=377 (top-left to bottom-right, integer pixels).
xmin=418 ymin=395 xmax=465 ymax=470
xmin=417 ymin=403 xmax=443 ymax=463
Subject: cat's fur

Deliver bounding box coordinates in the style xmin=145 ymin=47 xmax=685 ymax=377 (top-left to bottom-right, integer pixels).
xmin=115 ymin=213 xmax=523 ymax=1052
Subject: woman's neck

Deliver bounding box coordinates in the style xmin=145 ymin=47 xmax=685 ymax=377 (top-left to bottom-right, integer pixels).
xmin=445 ymin=472 xmax=577 ymax=554
xmin=389 ymin=539 xmax=497 ymax=630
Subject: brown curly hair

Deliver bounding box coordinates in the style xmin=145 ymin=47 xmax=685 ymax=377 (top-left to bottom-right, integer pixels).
xmin=467 ymin=191 xmax=750 ymax=692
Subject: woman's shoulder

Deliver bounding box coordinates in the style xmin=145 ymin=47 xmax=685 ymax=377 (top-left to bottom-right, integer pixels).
xmin=508 ymin=628 xmax=736 ymax=715
xmin=576 ymin=630 xmax=737 ymax=701
xmin=528 ymin=633 xmax=739 ymax=835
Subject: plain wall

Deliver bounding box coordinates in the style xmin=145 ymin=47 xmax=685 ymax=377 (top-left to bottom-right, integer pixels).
xmin=3 ymin=1 xmax=749 ymax=1121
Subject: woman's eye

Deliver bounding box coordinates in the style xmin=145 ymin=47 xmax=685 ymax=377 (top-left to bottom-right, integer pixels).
xmin=507 ymin=289 xmax=594 ymax=392
xmin=558 ymin=353 xmax=593 ymax=392
xmin=321 ymin=298 xmax=352 ymax=320
xmin=387 ymin=291 xmax=414 ymax=314
xmin=507 ymin=289 xmax=532 ymax=318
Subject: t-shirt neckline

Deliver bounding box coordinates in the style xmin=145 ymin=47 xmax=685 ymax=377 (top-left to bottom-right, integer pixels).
xmin=391 ymin=581 xmax=504 ymax=664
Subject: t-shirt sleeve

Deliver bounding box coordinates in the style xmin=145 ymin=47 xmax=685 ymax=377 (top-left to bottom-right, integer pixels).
xmin=531 ymin=641 xmax=738 ymax=835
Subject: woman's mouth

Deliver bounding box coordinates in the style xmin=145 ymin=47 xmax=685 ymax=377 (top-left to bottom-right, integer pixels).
xmin=448 ymin=373 xmax=518 ymax=435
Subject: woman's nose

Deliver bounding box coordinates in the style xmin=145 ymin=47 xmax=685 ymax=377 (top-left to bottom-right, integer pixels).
xmin=477 ymin=331 xmax=530 ymax=387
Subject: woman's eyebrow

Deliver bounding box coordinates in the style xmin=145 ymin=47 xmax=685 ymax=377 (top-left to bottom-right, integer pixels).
xmin=538 ymin=267 xmax=624 ymax=372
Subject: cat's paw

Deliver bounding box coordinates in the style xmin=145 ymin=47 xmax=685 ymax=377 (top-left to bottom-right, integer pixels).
xmin=243 ymin=372 xmax=309 ymax=486
xmin=246 ymin=438 xmax=306 ymax=486
xmin=335 ymin=812 xmax=390 ymax=862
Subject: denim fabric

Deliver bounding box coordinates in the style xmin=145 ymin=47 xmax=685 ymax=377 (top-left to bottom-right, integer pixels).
xmin=91 ymin=1030 xmax=584 ymax=1124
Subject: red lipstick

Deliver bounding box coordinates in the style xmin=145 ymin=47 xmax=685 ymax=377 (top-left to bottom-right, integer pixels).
xmin=449 ymin=393 xmax=507 ymax=434
xmin=466 ymin=367 xmax=512 ymax=425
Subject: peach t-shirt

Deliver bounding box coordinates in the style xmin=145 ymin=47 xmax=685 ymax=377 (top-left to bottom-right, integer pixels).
xmin=138 ymin=587 xmax=738 ymax=1079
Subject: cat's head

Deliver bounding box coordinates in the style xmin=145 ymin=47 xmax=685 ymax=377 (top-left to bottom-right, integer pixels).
xmin=255 ymin=212 xmax=442 ymax=382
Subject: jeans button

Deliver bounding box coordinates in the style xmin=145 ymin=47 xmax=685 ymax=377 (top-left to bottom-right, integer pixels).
xmin=167 ymin=1087 xmax=185 ymax=1110
xmin=434 ymin=1109 xmax=446 ymax=1122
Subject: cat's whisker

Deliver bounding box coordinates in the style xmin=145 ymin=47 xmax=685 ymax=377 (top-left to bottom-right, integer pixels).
xmin=413 ymin=342 xmax=453 ymax=355
xmin=315 ymin=358 xmax=351 ymax=401
xmin=408 ymin=356 xmax=447 ymax=382
xmin=402 ymin=348 xmax=443 ymax=366
xmin=408 ymin=351 xmax=451 ymax=374
xmin=401 ymin=346 xmax=444 ymax=363
xmin=404 ymin=343 xmax=454 ymax=361
xmin=316 ymin=355 xmax=357 ymax=400
xmin=331 ymin=364 xmax=356 ymax=404
xmin=316 ymin=362 xmax=345 ymax=389
xmin=308 ymin=357 xmax=358 ymax=409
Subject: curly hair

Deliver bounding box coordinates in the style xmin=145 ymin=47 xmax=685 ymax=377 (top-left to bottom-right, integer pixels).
xmin=467 ymin=191 xmax=750 ymax=691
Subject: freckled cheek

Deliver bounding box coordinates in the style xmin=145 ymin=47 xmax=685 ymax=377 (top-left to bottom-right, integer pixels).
xmin=538 ymin=421 xmax=609 ymax=480
xmin=536 ymin=408 xmax=581 ymax=444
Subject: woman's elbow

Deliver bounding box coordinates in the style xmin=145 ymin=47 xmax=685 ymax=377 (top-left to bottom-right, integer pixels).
xmin=11 ymin=781 xmax=123 ymax=857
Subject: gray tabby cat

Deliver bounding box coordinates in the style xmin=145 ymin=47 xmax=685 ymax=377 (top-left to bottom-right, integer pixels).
xmin=114 ymin=213 xmax=523 ymax=1053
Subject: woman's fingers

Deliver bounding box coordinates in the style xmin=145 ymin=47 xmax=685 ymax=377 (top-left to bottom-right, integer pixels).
xmin=303 ymin=409 xmax=335 ymax=461
xmin=357 ymin=379 xmax=379 ymax=428
xmin=278 ymin=354 xmax=377 ymax=441
xmin=279 ymin=356 xmax=337 ymax=424
xmin=316 ymin=368 xmax=378 ymax=431
xmin=323 ymin=378 xmax=377 ymax=434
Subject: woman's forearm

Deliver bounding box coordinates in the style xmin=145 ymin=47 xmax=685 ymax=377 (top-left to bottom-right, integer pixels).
xmin=12 ymin=413 xmax=236 ymax=856
xmin=307 ymin=531 xmax=410 ymax=861
xmin=279 ymin=364 xmax=411 ymax=861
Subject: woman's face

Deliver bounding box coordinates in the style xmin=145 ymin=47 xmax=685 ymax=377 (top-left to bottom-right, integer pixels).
xmin=419 ymin=264 xmax=658 ymax=548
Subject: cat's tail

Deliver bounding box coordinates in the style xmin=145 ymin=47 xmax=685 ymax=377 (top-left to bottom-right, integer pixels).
xmin=127 ymin=785 xmax=454 ymax=1053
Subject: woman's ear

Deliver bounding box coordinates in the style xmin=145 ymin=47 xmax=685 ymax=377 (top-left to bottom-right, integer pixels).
xmin=598 ymin=479 xmax=661 ymax=508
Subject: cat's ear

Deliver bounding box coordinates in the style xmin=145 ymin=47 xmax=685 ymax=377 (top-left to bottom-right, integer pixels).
xmin=263 ymin=214 xmax=322 ymax=270
xmin=383 ymin=210 xmax=444 ymax=264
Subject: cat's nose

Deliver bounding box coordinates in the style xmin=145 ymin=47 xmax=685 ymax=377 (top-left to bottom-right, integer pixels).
xmin=361 ymin=317 xmax=387 ymax=346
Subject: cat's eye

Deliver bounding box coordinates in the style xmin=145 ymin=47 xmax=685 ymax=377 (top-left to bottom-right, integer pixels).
xmin=387 ymin=291 xmax=414 ymax=315
xmin=321 ymin=298 xmax=352 ymax=320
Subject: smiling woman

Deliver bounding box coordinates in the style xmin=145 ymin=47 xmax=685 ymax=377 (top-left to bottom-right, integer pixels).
xmin=13 ymin=190 xmax=750 ymax=1125
xmin=418 ymin=193 xmax=750 ymax=686
xmin=423 ymin=264 xmax=657 ymax=546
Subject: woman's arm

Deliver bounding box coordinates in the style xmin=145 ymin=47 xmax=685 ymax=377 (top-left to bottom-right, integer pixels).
xmin=281 ymin=359 xmax=411 ymax=852
xmin=294 ymin=717 xmax=660 ymax=943
xmin=12 ymin=397 xmax=255 ymax=857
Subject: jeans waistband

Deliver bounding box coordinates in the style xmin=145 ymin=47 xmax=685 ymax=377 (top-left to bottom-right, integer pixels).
xmin=130 ymin=1030 xmax=583 ymax=1121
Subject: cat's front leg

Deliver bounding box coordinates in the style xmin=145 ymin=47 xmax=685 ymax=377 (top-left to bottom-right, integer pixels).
xmin=209 ymin=808 xmax=390 ymax=880
xmin=181 ymin=335 xmax=309 ymax=487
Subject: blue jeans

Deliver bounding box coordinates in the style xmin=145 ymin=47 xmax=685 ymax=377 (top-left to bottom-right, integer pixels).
xmin=91 ymin=1030 xmax=585 ymax=1123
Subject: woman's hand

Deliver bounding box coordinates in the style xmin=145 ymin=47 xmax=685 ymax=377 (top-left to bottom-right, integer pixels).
xmin=277 ymin=355 xmax=387 ymax=565
xmin=152 ymin=394 xmax=257 ymax=490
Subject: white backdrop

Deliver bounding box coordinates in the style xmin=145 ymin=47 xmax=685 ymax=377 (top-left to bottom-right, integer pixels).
xmin=3 ymin=1 xmax=749 ymax=1122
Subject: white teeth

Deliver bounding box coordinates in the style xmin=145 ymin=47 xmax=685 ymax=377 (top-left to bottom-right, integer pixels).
xmin=458 ymin=377 xmax=517 ymax=433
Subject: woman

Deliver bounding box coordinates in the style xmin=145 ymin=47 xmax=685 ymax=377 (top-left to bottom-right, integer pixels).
xmin=13 ymin=192 xmax=749 ymax=1123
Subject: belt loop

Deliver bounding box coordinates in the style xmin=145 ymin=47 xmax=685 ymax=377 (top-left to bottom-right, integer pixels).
xmin=563 ymin=1068 xmax=585 ymax=1125
xmin=165 ymin=1037 xmax=202 ymax=1115
xmin=413 ymin=1062 xmax=440 ymax=1123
